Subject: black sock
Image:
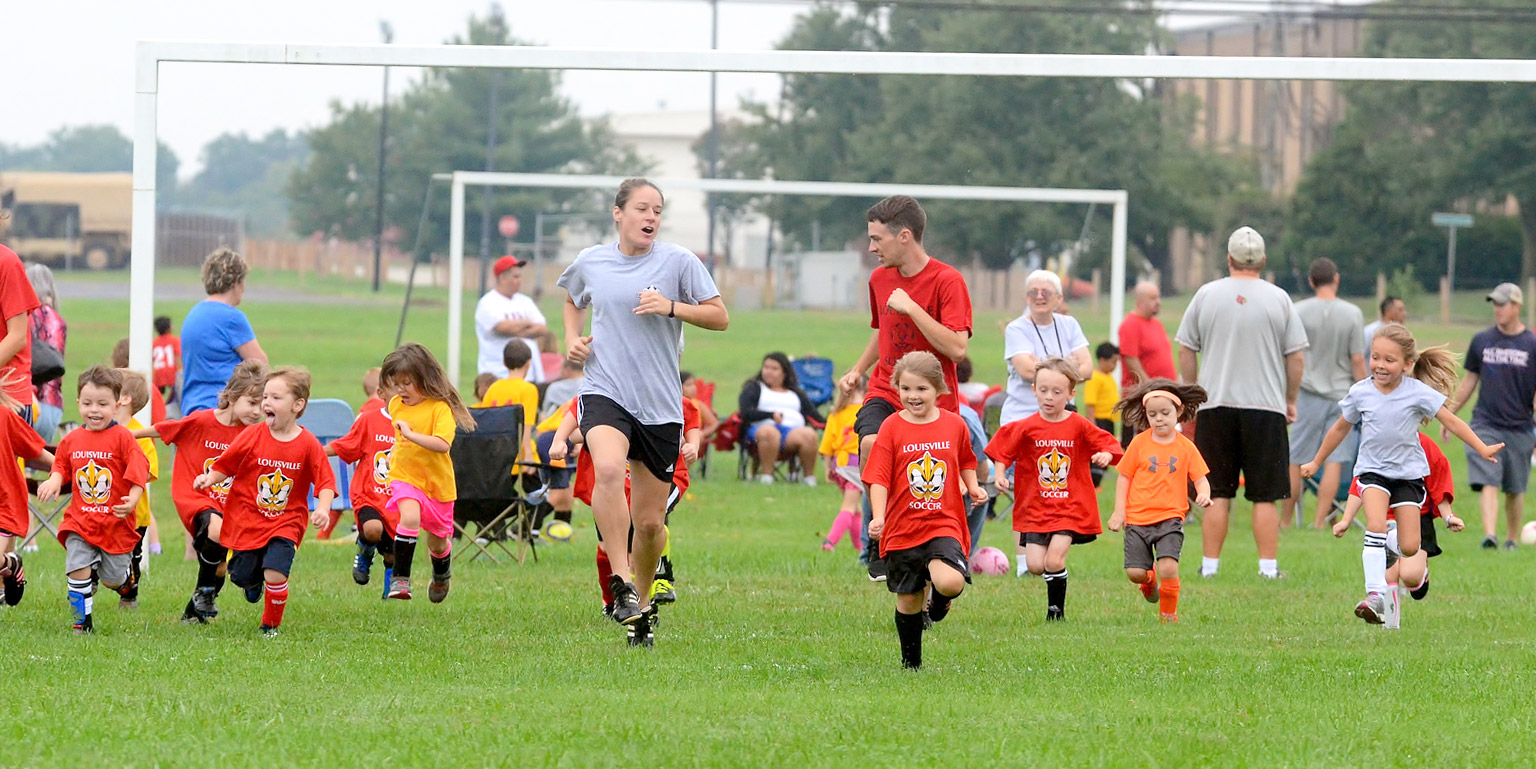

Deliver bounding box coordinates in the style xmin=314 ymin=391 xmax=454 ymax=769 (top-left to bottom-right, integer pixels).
xmin=532 ymin=501 xmax=554 ymax=532
xmin=394 ymin=535 xmax=418 ymax=579
xmin=659 ymin=555 xmax=674 ymax=582
xmin=196 ymin=547 xmax=227 ymax=590
xmin=555 ymin=509 xmax=572 ymax=524
xmin=124 ymin=529 xmax=146 ymax=600
xmin=929 ymin=587 xmax=961 ymax=622
xmin=1044 ymin=570 xmax=1068 ymax=618
xmin=431 ymin=551 xmax=452 ymax=579
xmin=894 ymin=610 xmax=925 ymax=669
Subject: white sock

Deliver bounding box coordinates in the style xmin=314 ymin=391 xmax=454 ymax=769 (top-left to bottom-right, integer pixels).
xmin=1201 ymin=557 xmax=1220 ymax=577
xmin=1384 ymin=582 xmax=1401 ymax=630
xmin=1258 ymin=558 xmax=1278 ymax=578
xmin=1363 ymin=532 xmax=1388 ymax=594
xmin=1015 ymin=552 xmax=1029 ymax=576
xmin=1385 ymin=527 xmax=1402 ymax=557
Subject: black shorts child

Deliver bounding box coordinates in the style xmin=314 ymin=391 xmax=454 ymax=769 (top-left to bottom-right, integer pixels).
xmin=356 ymin=506 xmax=396 ymax=549
xmin=1357 ymin=472 xmax=1428 ymax=511
xmin=1020 ymin=530 xmax=1097 ymax=547
xmin=854 ymin=396 xmax=899 ymax=440
xmin=228 ymin=537 xmax=298 ymax=588
xmin=885 ymin=536 xmax=971 ymax=595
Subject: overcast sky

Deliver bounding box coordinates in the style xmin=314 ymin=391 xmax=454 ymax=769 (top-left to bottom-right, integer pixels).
xmin=3 ymin=0 xmax=801 ymax=174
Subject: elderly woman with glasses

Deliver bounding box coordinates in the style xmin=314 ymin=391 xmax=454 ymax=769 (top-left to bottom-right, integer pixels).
xmin=999 ymin=270 xmax=1093 ymax=426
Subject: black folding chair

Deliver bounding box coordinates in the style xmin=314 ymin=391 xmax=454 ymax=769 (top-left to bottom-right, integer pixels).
xmin=450 ymin=404 xmax=539 ymax=565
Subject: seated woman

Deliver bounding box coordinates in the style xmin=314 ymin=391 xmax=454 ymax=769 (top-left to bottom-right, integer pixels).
xmin=738 ymin=352 xmax=825 ymax=486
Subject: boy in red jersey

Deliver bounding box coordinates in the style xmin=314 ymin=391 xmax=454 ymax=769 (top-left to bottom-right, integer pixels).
xmin=864 ymin=352 xmax=986 ymax=669
xmin=138 ymin=359 xmax=266 ymax=623
xmin=36 ymin=366 xmax=151 ymax=633
xmin=837 ymin=196 xmax=973 ymax=582
xmin=988 ymin=358 xmax=1122 ymax=621
xmin=152 ymin=316 xmax=182 ymax=403
xmin=326 ymin=368 xmax=398 ymax=592
xmin=0 ymin=382 xmax=53 ymax=607
xmin=196 ymin=367 xmax=335 ymax=637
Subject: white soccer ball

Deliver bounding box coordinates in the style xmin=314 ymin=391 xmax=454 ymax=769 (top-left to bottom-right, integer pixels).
xmin=1520 ymin=521 xmax=1536 ymax=547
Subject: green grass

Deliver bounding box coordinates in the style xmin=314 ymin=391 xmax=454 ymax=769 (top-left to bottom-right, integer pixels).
xmin=15 ymin=272 xmax=1536 ymax=767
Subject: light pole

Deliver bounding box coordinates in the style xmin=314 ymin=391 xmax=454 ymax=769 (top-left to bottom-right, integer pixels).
xmin=706 ymin=0 xmax=719 ymax=267
xmin=371 ymin=20 xmax=393 ymax=292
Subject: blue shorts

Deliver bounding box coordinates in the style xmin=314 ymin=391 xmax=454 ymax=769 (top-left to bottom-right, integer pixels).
xmin=534 ymin=431 xmax=574 ymax=490
xmin=748 ymin=422 xmax=794 ymax=446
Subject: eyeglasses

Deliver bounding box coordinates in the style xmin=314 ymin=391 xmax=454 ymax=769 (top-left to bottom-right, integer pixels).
xmin=1026 ymin=289 xmax=1055 ymax=299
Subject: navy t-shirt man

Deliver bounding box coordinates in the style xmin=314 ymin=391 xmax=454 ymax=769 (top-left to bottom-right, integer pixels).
xmin=1454 ymin=283 xmax=1536 ymax=546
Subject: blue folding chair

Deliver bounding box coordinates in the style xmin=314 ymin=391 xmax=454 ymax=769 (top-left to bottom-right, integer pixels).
xmin=297 ymin=398 xmax=355 ymax=513
xmin=792 ymin=356 xmax=836 ymax=408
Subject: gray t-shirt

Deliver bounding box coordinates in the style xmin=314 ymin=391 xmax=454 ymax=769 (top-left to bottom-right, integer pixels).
xmin=1339 ymin=376 xmax=1446 ymax=479
xmin=1175 ymin=276 xmax=1309 ymax=415
xmin=1295 ymin=296 xmax=1364 ymax=400
xmin=1362 ymin=319 xmax=1382 ymax=351
xmin=1000 ymin=313 xmax=1089 ymax=424
xmin=557 ymin=241 xmax=720 ymax=425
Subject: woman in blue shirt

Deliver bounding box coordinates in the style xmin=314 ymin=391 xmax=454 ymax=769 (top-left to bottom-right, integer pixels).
xmin=180 ymin=248 xmax=267 ymax=413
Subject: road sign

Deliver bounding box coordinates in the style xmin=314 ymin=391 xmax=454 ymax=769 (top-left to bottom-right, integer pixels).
xmin=1432 ymin=213 xmax=1473 ymax=296
xmin=498 ymin=215 xmax=520 ymax=238
xmin=1432 ymin=212 xmax=1473 ymax=228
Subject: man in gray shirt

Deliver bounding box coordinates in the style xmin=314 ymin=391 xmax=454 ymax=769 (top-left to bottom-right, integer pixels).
xmin=1286 ymin=258 xmax=1366 ymax=529
xmin=1176 ymin=227 xmax=1308 ymax=580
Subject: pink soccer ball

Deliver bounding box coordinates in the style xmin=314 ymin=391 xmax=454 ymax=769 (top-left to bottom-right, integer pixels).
xmin=970 ymin=546 xmax=1009 ymax=576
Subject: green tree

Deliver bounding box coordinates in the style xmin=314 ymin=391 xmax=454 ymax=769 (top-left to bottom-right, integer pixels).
xmin=0 ymin=124 xmax=180 ymax=201
xmin=181 ymin=129 xmax=308 ymax=237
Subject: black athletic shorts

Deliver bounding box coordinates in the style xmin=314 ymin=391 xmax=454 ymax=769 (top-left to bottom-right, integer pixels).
xmin=579 ymin=395 xmax=679 ymax=484
xmin=356 ymin=506 xmax=396 ymax=549
xmin=854 ymin=396 xmax=899 ymax=440
xmin=228 ymin=537 xmax=298 ymax=587
xmin=1020 ymin=530 xmax=1097 ymax=547
xmin=1192 ymin=407 xmax=1290 ymax=502
xmin=1357 ymin=473 xmax=1428 ymax=511
xmin=884 ymin=536 xmax=971 ymax=595
xmin=192 ymin=509 xmax=223 ymax=554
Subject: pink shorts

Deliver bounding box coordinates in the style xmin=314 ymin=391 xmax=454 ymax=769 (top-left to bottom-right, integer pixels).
xmin=386 ymin=481 xmax=456 ymax=539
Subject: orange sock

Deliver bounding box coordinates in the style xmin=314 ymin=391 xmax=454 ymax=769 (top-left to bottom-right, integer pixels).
xmin=1158 ymin=576 xmax=1180 ymax=615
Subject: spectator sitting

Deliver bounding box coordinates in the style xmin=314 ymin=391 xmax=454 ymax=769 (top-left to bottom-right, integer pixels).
xmin=540 ymin=360 xmax=585 ymax=422
xmin=738 ymin=352 xmax=825 ymax=486
xmin=955 ymin=355 xmax=990 ymax=410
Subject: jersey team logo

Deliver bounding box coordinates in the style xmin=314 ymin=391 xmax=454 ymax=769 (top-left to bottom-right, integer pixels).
xmin=202 ymin=457 xmax=233 ymax=496
xmin=76 ymin=460 xmax=113 ymax=505
xmin=906 ymin=451 xmax=947 ymax=501
xmin=256 ymin=468 xmax=294 ymax=517
xmin=372 ymin=449 xmax=391 ymax=486
xmin=1038 ymin=448 xmax=1070 ymax=492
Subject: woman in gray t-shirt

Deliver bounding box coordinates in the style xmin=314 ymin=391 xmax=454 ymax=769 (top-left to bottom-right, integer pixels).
xmin=556 ymin=179 xmax=729 ymax=642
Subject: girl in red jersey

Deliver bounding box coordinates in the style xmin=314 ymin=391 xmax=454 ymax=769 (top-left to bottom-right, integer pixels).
xmin=36 ymin=366 xmax=151 ymax=633
xmin=0 ymin=379 xmax=54 ymax=607
xmin=195 ymin=367 xmax=335 ymax=637
xmin=864 ymin=351 xmax=986 ymax=670
xmin=987 ymin=357 xmax=1122 ymax=622
xmin=326 ymin=369 xmax=397 ymax=593
xmin=135 ymin=359 xmax=266 ymax=624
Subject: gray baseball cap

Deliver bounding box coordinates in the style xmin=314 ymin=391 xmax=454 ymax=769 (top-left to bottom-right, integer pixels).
xmin=1487 ymin=283 xmax=1523 ymax=305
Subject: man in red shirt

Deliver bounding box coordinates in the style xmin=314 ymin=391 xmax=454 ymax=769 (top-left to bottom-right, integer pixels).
xmin=837 ymin=196 xmax=973 ymax=582
xmin=0 ymin=242 xmax=40 ymax=420
xmin=1116 ymin=281 xmax=1175 ymax=446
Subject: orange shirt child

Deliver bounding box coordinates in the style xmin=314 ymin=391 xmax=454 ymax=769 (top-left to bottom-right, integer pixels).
xmin=1117 ymin=430 xmax=1210 ymax=526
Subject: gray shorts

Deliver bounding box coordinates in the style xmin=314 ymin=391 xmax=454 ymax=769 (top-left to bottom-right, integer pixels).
xmin=1465 ymin=420 xmax=1536 ymax=495
xmin=63 ymin=533 xmax=132 ymax=587
xmin=1124 ymin=518 xmax=1184 ymax=571
xmin=1288 ymin=390 xmax=1358 ymax=465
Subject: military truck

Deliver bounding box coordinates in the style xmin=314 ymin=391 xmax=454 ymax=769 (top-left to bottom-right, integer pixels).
xmin=0 ymin=172 xmax=132 ymax=270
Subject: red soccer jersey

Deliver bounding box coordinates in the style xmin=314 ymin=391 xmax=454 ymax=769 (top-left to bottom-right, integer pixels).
xmin=0 ymin=408 xmax=47 ymax=536
xmin=866 ymin=258 xmax=972 ymax=413
xmin=1117 ymin=312 xmax=1176 ymax=388
xmin=861 ymin=410 xmax=976 ymax=558
xmin=327 ymin=397 xmax=398 ymax=533
xmin=52 ymin=424 xmax=150 ymax=554
xmin=1348 ymin=432 xmax=1454 ymax=520
xmin=214 ymin=424 xmax=336 ymax=551
xmin=986 ymin=412 xmax=1123 ymax=536
xmin=0 ymin=245 xmax=40 ymax=404
xmin=154 ymin=409 xmax=248 ymax=530
xmin=152 ymin=334 xmax=181 ymax=389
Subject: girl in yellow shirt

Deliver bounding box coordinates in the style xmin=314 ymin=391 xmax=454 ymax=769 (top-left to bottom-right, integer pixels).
xmin=819 ymin=376 xmax=866 ymax=551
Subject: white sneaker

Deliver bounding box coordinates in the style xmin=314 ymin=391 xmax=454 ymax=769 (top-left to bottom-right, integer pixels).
xmin=757 ymin=474 xmax=774 ymax=485
xmin=801 ymin=477 xmax=817 ymax=488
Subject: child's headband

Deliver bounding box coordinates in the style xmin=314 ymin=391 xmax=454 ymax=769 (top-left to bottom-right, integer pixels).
xmin=1141 ymin=389 xmax=1183 ymax=410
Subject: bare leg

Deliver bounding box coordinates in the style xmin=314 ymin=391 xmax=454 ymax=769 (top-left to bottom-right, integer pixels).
xmin=1481 ymin=486 xmax=1499 ymax=539
xmin=1506 ymin=493 xmax=1525 ymax=545
xmin=788 ymin=427 xmax=819 ymax=477
xmin=1285 ymin=465 xmax=1302 ymax=528
xmin=753 ymin=424 xmax=781 ymax=479
xmin=1252 ymin=501 xmax=1279 ymax=561
xmin=628 ymin=469 xmax=672 ymax=611
xmin=1203 ymin=497 xmax=1232 ymax=559
xmin=587 ymin=425 xmax=637 ymax=581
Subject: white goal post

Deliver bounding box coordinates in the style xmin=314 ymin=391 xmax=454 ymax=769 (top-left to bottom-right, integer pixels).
xmin=438 ymin=171 xmax=1126 ymax=389
xmin=128 ymin=42 xmax=1536 ymax=391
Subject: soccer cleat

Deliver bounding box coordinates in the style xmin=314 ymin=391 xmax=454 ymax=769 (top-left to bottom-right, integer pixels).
xmin=243 ymin=585 xmax=262 ymax=604
xmin=1259 ymin=570 xmax=1288 ymax=580
xmin=867 ymin=557 xmax=887 ymax=583
xmin=259 ymin=624 xmax=279 ymax=638
xmin=626 ymin=605 xmax=657 ymax=648
xmin=1160 ymin=612 xmax=1179 ymax=624
xmin=1354 ymin=592 xmax=1386 ymax=624
xmin=386 ymin=577 xmax=413 ymax=600
xmin=1046 ymin=606 xmax=1065 ymax=622
xmin=192 ymin=586 xmax=219 ymax=619
xmin=1410 ymin=573 xmax=1431 ymax=601
xmin=1504 ymin=540 xmax=1518 ymax=551
xmin=118 ymin=597 xmax=138 ymax=610
xmin=352 ymin=544 xmax=375 ymax=585
xmin=607 ymin=576 xmax=641 ymax=625
xmin=1139 ymin=576 xmax=1158 ymax=603
xmin=602 ymin=602 xmax=615 ymax=621
xmin=2 ymin=553 xmax=26 ymax=606
xmin=72 ymin=616 xmax=94 ymax=635
xmin=428 ymin=576 xmax=451 ymax=604
xmin=181 ymin=599 xmax=207 ymax=624
xmin=927 ymin=592 xmax=954 ymax=624
xmin=650 ymin=578 xmax=677 ymax=605
xmin=1481 ymin=536 xmax=1498 ymax=549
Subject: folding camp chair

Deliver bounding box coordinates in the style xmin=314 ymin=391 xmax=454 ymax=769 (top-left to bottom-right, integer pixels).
xmin=1302 ymin=457 xmax=1360 ymax=530
xmin=694 ymin=380 xmax=717 ymax=479
xmin=23 ymin=495 xmax=65 ymax=549
xmin=297 ymin=398 xmax=354 ymax=514
xmin=451 ymin=404 xmax=540 ymax=564
xmin=791 ymin=356 xmax=836 ymax=408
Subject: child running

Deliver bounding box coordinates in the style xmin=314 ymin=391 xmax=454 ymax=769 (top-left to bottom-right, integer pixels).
xmin=379 ymin=343 xmax=477 ymax=603
xmin=987 ymin=357 xmax=1122 ymax=621
xmin=1301 ymin=322 xmax=1502 ymax=625
xmin=0 ymin=379 xmax=53 ymax=607
xmin=1107 ymin=379 xmax=1212 ymax=623
xmin=1083 ymin=342 xmax=1121 ymax=488
xmin=819 ymin=374 xmax=866 ymax=551
xmin=326 ymin=368 xmax=398 ymax=593
xmin=36 ymin=366 xmax=151 ymax=633
xmin=113 ymin=369 xmax=159 ymax=610
xmin=195 ymin=367 xmax=335 ymax=637
xmin=136 ymin=359 xmax=266 ymax=623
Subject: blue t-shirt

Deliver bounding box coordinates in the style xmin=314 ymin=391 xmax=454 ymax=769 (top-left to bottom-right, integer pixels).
xmin=1466 ymin=326 xmax=1536 ymax=431
xmin=1340 ymin=376 xmax=1446 ymax=479
xmin=958 ymin=403 xmax=988 ymax=465
xmin=180 ymin=300 xmax=256 ymax=414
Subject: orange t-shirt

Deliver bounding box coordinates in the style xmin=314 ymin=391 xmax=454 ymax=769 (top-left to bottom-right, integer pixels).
xmin=1117 ymin=431 xmax=1209 ymax=526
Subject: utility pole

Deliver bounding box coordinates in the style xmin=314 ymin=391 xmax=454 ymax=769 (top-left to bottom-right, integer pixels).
xmin=706 ymin=0 xmax=720 ymax=268
xmin=479 ymin=5 xmax=505 ymax=295
xmin=371 ymin=20 xmax=393 ymax=293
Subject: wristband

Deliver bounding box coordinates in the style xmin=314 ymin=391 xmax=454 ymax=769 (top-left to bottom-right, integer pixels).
xmin=668 ymin=300 xmax=676 ymax=318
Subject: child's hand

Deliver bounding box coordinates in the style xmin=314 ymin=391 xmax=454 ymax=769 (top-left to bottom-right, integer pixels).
xmin=967 ymin=482 xmax=987 ymax=505
xmin=192 ymin=473 xmax=213 ymax=491
xmin=681 ymin=442 xmax=698 ymax=465
xmin=1299 ymin=461 xmax=1319 ymax=479
xmin=36 ymin=478 xmax=61 ymax=503
xmin=112 ymin=497 xmax=134 ymax=518
xmin=310 ymin=508 xmax=330 ymax=528
xmin=1091 ymin=451 xmax=1112 ymax=468
xmin=549 ymin=441 xmax=568 ymax=462
xmin=1332 ymin=519 xmax=1350 ymax=538
xmin=1194 ymin=491 xmax=1212 ymax=508
xmin=995 ymin=473 xmax=1011 ymax=493
xmin=825 ymin=465 xmax=837 ymax=484
xmin=1445 ymin=513 xmax=1465 ymax=532
xmin=1480 ymin=442 xmax=1506 ymax=461
xmin=395 ymin=420 xmax=412 ymax=437
xmin=868 ymin=516 xmax=884 ymax=540
xmin=1107 ymin=511 xmax=1125 ymax=532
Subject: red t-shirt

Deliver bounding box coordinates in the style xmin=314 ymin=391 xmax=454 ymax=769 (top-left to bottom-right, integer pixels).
xmin=1117 ymin=312 xmax=1176 ymax=388
xmin=214 ymin=424 xmax=336 ymax=552
xmin=861 ymin=410 xmax=976 ymax=557
xmin=673 ymin=397 xmax=702 ymax=495
xmin=52 ymin=424 xmax=150 ymax=554
xmin=0 ymin=408 xmax=47 ymax=536
xmin=0 ymin=245 xmax=40 ymax=404
xmin=152 ymin=334 xmax=181 ymax=389
xmin=1348 ymin=433 xmax=1454 ymax=520
xmin=986 ymin=412 xmax=1123 ymax=536
xmin=327 ymin=397 xmax=398 ymax=532
xmin=150 ymin=385 xmax=167 ymax=425
xmin=866 ymin=258 xmax=972 ymax=413
xmin=154 ymin=409 xmax=248 ymax=529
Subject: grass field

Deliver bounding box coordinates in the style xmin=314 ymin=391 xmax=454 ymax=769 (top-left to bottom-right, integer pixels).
xmin=10 ymin=272 xmax=1536 ymax=767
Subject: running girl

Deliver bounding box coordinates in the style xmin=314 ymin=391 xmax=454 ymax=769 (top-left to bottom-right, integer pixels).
xmin=819 ymin=374 xmax=866 ymax=551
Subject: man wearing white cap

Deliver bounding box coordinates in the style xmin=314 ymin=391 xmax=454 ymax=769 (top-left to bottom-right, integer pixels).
xmin=1175 ymin=226 xmax=1308 ymax=579
xmin=475 ymin=255 xmax=547 ymax=383
xmin=1444 ymin=282 xmax=1536 ymax=550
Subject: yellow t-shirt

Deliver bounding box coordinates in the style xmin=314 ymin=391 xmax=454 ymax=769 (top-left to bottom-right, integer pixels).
xmin=480 ymin=376 xmax=539 ymax=462
xmin=817 ymin=404 xmax=861 ymax=466
xmin=535 ymin=399 xmax=574 ymax=435
xmin=1083 ymin=370 xmax=1119 ymax=424
xmin=127 ymin=418 xmax=159 ymax=528
xmin=388 ymin=396 xmax=459 ymax=502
